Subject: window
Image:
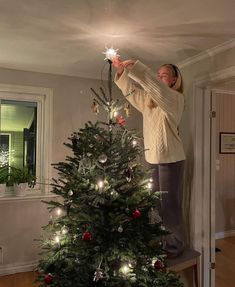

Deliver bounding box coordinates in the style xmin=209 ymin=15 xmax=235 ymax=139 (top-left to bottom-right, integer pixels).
xmin=0 ymin=84 xmax=53 ymax=196
xmin=0 ymin=100 xmax=37 ymax=175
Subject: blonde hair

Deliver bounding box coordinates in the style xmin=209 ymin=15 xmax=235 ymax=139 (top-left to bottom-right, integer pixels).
xmin=148 ymin=64 xmax=184 ymax=109
xmin=161 ymin=64 xmax=183 ymax=93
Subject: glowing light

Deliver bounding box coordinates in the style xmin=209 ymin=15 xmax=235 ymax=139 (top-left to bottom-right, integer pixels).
xmin=120 ymin=264 xmax=130 ymax=275
xmin=97 ymin=180 xmax=104 ymax=189
xmin=54 ymin=235 xmax=60 ymax=243
xmin=56 ymin=208 xmax=62 ymax=216
xmin=132 ymin=139 xmax=137 ymax=147
xmin=61 ymin=225 xmax=69 ymax=235
xmin=147 ymin=182 xmax=152 ymax=189
xmin=151 ymin=258 xmax=157 ymax=266
xmin=113 ymin=111 xmax=118 ymax=117
xmin=102 ymin=46 xmax=119 ymax=61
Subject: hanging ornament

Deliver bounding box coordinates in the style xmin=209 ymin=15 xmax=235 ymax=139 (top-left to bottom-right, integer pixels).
xmin=124 ymin=167 xmax=134 ymax=182
xmin=64 ymin=200 xmax=72 ymax=215
xmin=110 ymin=190 xmax=119 ymax=199
xmin=91 ymin=99 xmax=99 ymax=114
xmin=109 ymin=124 xmax=113 ymax=131
xmin=44 ymin=273 xmax=54 ymax=285
xmin=98 ymin=154 xmax=108 ymax=163
xmin=49 ymin=215 xmax=53 ymax=224
xmin=154 ymin=259 xmax=165 ymax=271
xmin=132 ymin=209 xmax=141 ymax=218
xmin=148 ymin=207 xmax=162 ymax=225
xmin=68 ymin=190 xmax=73 ymax=196
xmin=82 ymin=231 xmax=92 ymax=241
xmin=116 ymin=115 xmax=126 ymax=127
xmin=93 ymin=268 xmax=104 ymax=282
xmin=118 ymin=226 xmax=123 ymax=233
xmin=124 ymin=102 xmax=131 ymax=117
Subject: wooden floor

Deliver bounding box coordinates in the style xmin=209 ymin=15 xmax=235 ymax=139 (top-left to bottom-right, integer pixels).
xmin=0 ymin=237 xmax=234 ymax=287
xmin=0 ymin=271 xmax=38 ymax=287
xmin=215 ymin=236 xmax=235 ymax=287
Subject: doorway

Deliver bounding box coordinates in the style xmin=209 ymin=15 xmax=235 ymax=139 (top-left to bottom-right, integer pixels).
xmin=212 ymin=90 xmax=235 ymax=287
xmin=193 ymin=70 xmax=235 ymax=287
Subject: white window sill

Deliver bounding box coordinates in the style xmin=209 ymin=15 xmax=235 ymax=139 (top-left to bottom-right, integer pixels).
xmin=0 ymin=189 xmax=58 ymax=202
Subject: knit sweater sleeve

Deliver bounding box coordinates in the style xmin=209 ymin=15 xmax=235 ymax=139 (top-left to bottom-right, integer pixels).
xmin=128 ymin=60 xmax=181 ymax=115
xmin=114 ymin=69 xmax=149 ymax=113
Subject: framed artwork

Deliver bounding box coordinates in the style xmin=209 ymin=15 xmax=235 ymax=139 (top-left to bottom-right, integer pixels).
xmin=219 ymin=132 xmax=235 ymax=154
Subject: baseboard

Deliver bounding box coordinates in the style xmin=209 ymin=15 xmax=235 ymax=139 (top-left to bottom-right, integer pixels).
xmin=0 ymin=260 xmax=37 ymax=276
xmin=215 ymin=230 xmax=235 ymax=239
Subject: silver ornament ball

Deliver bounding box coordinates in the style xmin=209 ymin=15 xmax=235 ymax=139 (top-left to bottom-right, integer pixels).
xmin=68 ymin=190 xmax=73 ymax=196
xmin=98 ymin=154 xmax=108 ymax=163
xmin=118 ymin=226 xmax=123 ymax=233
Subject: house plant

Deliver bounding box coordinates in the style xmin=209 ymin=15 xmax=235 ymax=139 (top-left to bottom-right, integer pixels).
xmin=0 ymin=166 xmax=9 ymax=196
xmin=10 ymin=167 xmax=36 ymax=196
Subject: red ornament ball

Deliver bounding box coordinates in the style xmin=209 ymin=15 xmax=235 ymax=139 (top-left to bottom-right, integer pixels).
xmin=132 ymin=209 xmax=141 ymax=218
xmin=82 ymin=231 xmax=92 ymax=241
xmin=116 ymin=115 xmax=126 ymax=127
xmin=154 ymin=259 xmax=165 ymax=270
xmin=44 ymin=273 xmax=53 ymax=285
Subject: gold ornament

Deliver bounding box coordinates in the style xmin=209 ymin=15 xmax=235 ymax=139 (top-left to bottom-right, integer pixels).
xmin=91 ymin=99 xmax=99 ymax=114
xmin=124 ymin=102 xmax=131 ymax=117
xmin=93 ymin=268 xmax=103 ymax=282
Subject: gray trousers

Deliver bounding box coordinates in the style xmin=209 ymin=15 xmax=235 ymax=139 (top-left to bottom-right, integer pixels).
xmin=150 ymin=160 xmax=185 ymax=256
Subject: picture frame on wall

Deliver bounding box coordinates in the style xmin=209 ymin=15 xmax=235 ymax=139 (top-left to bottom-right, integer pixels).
xmin=219 ymin=132 xmax=235 ymax=154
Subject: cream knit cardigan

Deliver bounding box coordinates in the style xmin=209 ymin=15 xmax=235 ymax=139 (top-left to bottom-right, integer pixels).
xmin=114 ymin=60 xmax=186 ymax=164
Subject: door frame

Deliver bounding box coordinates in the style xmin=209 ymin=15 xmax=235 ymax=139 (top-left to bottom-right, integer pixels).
xmin=192 ymin=66 xmax=235 ymax=287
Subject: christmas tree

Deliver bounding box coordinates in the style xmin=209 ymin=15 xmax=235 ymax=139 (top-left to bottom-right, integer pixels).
xmin=37 ymin=53 xmax=183 ymax=287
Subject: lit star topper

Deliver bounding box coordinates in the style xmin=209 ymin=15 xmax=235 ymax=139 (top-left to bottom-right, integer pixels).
xmin=102 ymin=46 xmax=119 ymax=61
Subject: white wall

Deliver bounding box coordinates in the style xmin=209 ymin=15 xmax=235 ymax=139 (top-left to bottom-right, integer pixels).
xmin=0 ymin=67 xmax=142 ymax=275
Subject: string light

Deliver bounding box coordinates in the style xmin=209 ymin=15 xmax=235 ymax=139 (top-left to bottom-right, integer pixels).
xmin=97 ymin=180 xmax=104 ymax=189
xmin=120 ymin=264 xmax=130 ymax=275
xmin=147 ymin=177 xmax=153 ymax=189
xmin=132 ymin=139 xmax=138 ymax=147
xmin=61 ymin=225 xmax=69 ymax=235
xmin=56 ymin=208 xmax=62 ymax=216
xmin=54 ymin=235 xmax=60 ymax=244
xmin=147 ymin=182 xmax=152 ymax=189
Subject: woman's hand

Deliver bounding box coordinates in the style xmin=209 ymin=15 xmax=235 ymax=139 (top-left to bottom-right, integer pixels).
xmin=112 ymin=57 xmax=135 ymax=76
xmin=122 ymin=60 xmax=135 ymax=70
xmin=112 ymin=56 xmax=124 ymax=75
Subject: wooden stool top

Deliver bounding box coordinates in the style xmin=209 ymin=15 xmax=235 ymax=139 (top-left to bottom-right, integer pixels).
xmin=166 ymin=249 xmax=201 ymax=272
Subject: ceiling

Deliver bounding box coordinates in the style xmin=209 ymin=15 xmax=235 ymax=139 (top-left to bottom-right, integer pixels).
xmin=0 ymin=0 xmax=234 ymax=79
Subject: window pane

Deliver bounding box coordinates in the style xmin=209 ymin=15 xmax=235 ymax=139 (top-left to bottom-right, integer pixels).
xmin=0 ymin=100 xmax=37 ymax=176
xmin=0 ymin=134 xmax=10 ymax=167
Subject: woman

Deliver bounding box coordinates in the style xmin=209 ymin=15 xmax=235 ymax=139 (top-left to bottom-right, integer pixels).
xmin=112 ymin=57 xmax=186 ymax=257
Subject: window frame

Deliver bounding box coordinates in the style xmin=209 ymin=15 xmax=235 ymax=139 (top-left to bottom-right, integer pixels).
xmin=0 ymin=84 xmax=53 ymax=197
